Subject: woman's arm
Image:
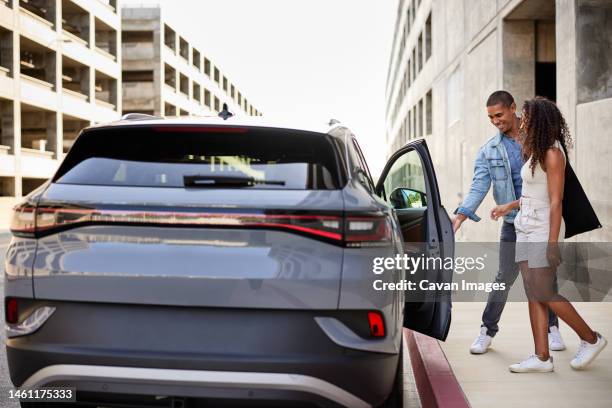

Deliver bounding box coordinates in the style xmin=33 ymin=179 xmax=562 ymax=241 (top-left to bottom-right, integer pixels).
xmin=545 ymin=148 xmax=566 ymax=242
xmin=490 ymin=199 xmax=520 ymax=220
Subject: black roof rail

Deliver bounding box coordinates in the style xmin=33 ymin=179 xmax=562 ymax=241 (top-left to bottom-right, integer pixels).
xmin=121 ymin=113 xmax=162 ymax=121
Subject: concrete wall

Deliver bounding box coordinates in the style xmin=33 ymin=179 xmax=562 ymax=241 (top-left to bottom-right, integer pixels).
xmin=386 ymin=0 xmax=612 ymax=242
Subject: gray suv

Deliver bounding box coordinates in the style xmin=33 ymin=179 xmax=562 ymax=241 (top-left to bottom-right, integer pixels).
xmin=5 ymin=116 xmax=454 ymax=407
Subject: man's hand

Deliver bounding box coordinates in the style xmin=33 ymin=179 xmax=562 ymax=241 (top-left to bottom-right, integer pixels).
xmin=452 ymin=213 xmax=467 ymax=233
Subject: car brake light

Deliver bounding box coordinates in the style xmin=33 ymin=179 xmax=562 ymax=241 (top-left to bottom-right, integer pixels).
xmin=367 ymin=311 xmax=385 ymax=338
xmin=344 ymin=214 xmax=392 ymax=247
xmin=11 ymin=204 xmax=393 ymax=248
xmin=10 ymin=203 xmax=36 ymax=237
xmin=5 ymin=298 xmax=18 ymax=324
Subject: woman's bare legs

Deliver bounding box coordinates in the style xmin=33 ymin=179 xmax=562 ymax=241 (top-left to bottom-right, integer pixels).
xmin=520 ymin=261 xmax=551 ymax=360
xmin=521 ymin=261 xmax=598 ymax=358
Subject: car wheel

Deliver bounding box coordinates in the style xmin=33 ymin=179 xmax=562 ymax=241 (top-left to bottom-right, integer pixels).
xmin=380 ymin=338 xmax=404 ymax=408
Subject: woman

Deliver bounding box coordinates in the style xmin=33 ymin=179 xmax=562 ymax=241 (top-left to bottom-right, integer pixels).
xmin=491 ymin=97 xmax=607 ymax=373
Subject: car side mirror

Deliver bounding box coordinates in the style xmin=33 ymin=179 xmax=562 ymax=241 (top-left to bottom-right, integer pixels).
xmin=389 ymin=188 xmax=427 ymax=209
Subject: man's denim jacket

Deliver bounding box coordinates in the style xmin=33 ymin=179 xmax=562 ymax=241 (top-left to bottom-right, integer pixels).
xmin=454 ymin=132 xmax=518 ymax=223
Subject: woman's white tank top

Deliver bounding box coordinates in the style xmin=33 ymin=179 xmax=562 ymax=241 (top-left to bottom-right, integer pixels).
xmin=520 ymin=141 xmax=566 ymax=202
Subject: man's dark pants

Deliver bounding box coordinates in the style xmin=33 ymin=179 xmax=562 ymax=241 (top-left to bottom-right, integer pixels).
xmin=481 ymin=221 xmax=559 ymax=337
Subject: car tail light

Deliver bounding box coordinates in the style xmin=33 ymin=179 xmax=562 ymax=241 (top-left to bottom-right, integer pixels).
xmin=10 ymin=204 xmax=393 ymax=247
xmin=367 ymin=311 xmax=385 ymax=338
xmin=5 ymin=298 xmax=19 ymax=324
xmin=344 ymin=214 xmax=392 ymax=247
xmin=10 ymin=203 xmax=36 ymax=236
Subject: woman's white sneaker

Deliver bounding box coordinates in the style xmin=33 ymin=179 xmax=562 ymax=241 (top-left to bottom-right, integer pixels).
xmin=570 ymin=332 xmax=608 ymax=370
xmin=549 ymin=326 xmax=566 ymax=351
xmin=509 ymin=354 xmax=554 ymax=373
xmin=470 ymin=327 xmax=492 ymax=354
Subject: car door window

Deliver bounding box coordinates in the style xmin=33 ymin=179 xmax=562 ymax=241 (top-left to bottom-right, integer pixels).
xmin=382 ymin=149 xmax=427 ymax=210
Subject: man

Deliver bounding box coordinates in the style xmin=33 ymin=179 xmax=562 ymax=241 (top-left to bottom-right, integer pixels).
xmin=453 ymin=90 xmax=565 ymax=354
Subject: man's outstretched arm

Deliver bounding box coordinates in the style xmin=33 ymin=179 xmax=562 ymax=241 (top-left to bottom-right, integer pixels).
xmin=453 ymin=148 xmax=491 ymax=231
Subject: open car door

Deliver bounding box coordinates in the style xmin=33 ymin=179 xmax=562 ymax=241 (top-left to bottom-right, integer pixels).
xmin=376 ymin=139 xmax=454 ymax=341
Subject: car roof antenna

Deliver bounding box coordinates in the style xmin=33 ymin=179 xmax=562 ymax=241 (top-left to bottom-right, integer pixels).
xmin=218 ymin=104 xmax=234 ymax=120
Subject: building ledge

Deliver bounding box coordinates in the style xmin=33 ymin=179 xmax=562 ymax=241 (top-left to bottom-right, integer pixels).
xmin=21 ymin=148 xmax=54 ymax=159
xmin=0 ymin=66 xmax=10 ymax=77
xmin=0 ymin=145 xmax=10 ymax=155
xmin=98 ymin=0 xmax=116 ymax=13
xmin=62 ymin=88 xmax=88 ymax=101
xmin=19 ymin=6 xmax=54 ymax=28
xmin=95 ymin=47 xmax=117 ymax=61
xmin=20 ymin=73 xmax=54 ymax=89
xmin=62 ymin=30 xmax=88 ymax=47
xmin=95 ymin=99 xmax=116 ymax=110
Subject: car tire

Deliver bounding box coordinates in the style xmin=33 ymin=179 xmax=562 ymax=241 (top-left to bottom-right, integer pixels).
xmin=380 ymin=338 xmax=404 ymax=408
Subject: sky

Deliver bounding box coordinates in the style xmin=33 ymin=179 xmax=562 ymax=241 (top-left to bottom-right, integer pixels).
xmin=123 ymin=0 xmax=398 ymax=176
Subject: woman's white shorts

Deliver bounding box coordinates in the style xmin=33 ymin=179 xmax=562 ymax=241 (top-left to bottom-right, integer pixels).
xmin=514 ymin=196 xmax=564 ymax=268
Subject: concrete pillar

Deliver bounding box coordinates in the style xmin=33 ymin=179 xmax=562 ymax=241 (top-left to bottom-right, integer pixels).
xmin=576 ymin=0 xmax=612 ymax=103
xmin=11 ymin=8 xmax=21 ymax=197
xmin=555 ymin=0 xmax=577 ymax=162
xmin=45 ymin=111 xmax=58 ymax=156
xmin=502 ymin=20 xmax=535 ymax=107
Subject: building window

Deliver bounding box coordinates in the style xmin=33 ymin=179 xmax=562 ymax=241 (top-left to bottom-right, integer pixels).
xmin=417 ymin=33 xmax=423 ymax=73
xmin=204 ymin=58 xmax=211 ymax=76
xmin=193 ymin=82 xmax=201 ymax=102
xmin=179 ymin=72 xmax=189 ymax=96
xmin=164 ymin=24 xmax=176 ymax=52
xmin=426 ymin=89 xmax=432 ymax=135
xmin=192 ymin=48 xmax=201 ymax=70
xmin=410 ymin=48 xmax=416 ymax=82
xmin=425 ymin=13 xmax=432 ymax=61
xmin=164 ymin=103 xmax=176 ymax=117
xmin=179 ymin=37 xmax=189 ymax=60
xmin=231 ymin=84 xmax=235 ymax=98
xmin=204 ymin=89 xmax=211 ymax=107
xmin=223 ymin=76 xmax=228 ymax=91
xmin=214 ymin=96 xmax=220 ymax=112
xmin=214 ymin=67 xmax=220 ymax=84
xmin=95 ymin=18 xmax=117 ymax=58
xmin=164 ymin=63 xmax=176 ymax=89
xmin=417 ymin=98 xmax=424 ymax=137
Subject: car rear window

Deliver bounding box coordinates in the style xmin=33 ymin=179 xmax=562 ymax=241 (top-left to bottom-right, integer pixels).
xmin=54 ymin=125 xmax=344 ymax=190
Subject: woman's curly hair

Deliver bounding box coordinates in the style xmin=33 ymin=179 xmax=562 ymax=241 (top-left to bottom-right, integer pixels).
xmin=520 ymin=97 xmax=573 ymax=176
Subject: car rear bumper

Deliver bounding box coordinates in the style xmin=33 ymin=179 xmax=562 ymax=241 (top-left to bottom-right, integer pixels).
xmin=6 ymin=301 xmax=399 ymax=407
xmin=21 ymin=364 xmax=369 ymax=407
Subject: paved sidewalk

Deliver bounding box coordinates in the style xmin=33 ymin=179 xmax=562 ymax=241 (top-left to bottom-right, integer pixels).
xmin=440 ymin=302 xmax=612 ymax=408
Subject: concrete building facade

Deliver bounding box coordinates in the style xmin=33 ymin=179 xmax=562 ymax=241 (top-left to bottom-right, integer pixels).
xmin=0 ymin=0 xmax=122 ymax=198
xmin=121 ymin=6 xmax=261 ymax=118
xmin=385 ymin=0 xmax=612 ymax=242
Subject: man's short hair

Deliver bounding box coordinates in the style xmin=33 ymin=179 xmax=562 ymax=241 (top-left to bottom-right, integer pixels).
xmin=486 ymin=91 xmax=515 ymax=108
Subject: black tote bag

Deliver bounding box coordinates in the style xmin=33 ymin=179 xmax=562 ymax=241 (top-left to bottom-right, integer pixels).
xmin=562 ymin=162 xmax=602 ymax=238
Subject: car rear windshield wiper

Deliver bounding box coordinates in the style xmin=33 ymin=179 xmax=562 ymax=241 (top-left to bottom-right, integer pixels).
xmin=183 ymin=175 xmax=285 ymax=188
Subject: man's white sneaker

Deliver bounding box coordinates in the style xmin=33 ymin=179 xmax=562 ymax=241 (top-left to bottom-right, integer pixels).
xmin=470 ymin=327 xmax=492 ymax=354
xmin=549 ymin=326 xmax=566 ymax=351
xmin=509 ymin=354 xmax=554 ymax=373
xmin=570 ymin=332 xmax=608 ymax=370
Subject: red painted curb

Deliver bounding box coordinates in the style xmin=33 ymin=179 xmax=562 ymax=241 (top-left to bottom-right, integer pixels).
xmin=405 ymin=328 xmax=470 ymax=408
